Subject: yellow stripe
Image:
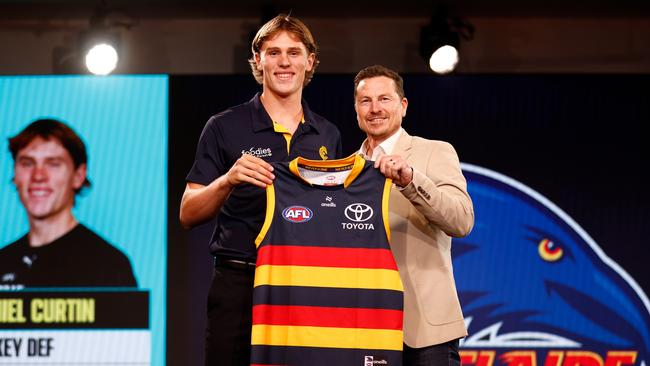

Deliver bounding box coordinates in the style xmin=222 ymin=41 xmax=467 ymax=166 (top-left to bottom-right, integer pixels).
xmin=255 ymin=184 xmax=275 ymax=248
xmin=254 ymin=265 xmax=403 ymax=291
xmin=273 ymin=121 xmax=292 ymax=154
xmin=382 ymin=178 xmax=392 ymax=243
xmin=293 ymin=153 xmax=357 ymax=168
xmin=343 ymin=154 xmax=366 ymax=188
xmin=283 ymin=134 xmax=291 ymax=154
xmin=273 ymin=115 xmax=303 ymax=154
xmin=252 ymin=324 xmax=403 ymax=351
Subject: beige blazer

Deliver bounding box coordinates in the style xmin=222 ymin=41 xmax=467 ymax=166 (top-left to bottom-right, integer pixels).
xmin=388 ymin=130 xmax=474 ymax=347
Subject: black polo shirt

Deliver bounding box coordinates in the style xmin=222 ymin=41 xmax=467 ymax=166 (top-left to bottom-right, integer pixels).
xmin=186 ymin=92 xmax=342 ymax=261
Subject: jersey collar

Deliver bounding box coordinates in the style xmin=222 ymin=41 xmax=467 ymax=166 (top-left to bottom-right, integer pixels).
xmin=288 ymin=154 xmax=365 ymax=188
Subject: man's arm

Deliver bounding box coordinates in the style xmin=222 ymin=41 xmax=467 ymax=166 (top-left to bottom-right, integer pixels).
xmin=179 ymin=154 xmax=275 ymax=228
xmin=375 ymin=141 xmax=474 ymax=237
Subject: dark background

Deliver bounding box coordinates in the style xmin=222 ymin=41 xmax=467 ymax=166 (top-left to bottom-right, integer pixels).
xmin=168 ymin=73 xmax=649 ymax=365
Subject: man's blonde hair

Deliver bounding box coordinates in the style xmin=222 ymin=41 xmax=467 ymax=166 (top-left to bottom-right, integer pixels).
xmin=248 ymin=14 xmax=319 ymax=86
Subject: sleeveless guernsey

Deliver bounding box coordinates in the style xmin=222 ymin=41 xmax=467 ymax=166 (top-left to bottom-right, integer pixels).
xmin=251 ymin=154 xmax=404 ymax=366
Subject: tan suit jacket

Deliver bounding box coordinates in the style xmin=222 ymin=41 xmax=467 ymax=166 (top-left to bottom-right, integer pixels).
xmin=389 ymin=130 xmax=474 ymax=347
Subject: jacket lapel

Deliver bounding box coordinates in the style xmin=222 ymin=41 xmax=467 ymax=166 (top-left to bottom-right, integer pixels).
xmin=392 ymin=129 xmax=414 ymax=160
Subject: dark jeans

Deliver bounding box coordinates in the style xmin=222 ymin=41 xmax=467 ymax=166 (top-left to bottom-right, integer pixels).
xmin=403 ymin=339 xmax=461 ymax=366
xmin=205 ymin=263 xmax=255 ymax=366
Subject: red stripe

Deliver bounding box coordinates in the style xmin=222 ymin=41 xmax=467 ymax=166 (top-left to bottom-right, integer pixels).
xmin=257 ymin=245 xmax=398 ymax=270
xmin=253 ymin=304 xmax=403 ymax=330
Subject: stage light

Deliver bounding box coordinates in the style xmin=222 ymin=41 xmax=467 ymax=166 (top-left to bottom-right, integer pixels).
xmin=81 ymin=1 xmax=123 ymax=75
xmin=80 ymin=25 xmax=121 ymax=75
xmin=85 ymin=43 xmax=119 ymax=75
xmin=419 ymin=6 xmax=474 ymax=74
xmin=52 ymin=1 xmax=134 ymax=75
xmin=429 ymin=45 xmax=459 ymax=74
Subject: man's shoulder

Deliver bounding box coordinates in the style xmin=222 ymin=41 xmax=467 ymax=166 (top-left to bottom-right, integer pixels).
xmin=0 ymin=235 xmax=28 ymax=256
xmin=73 ymin=225 xmax=130 ymax=259
xmin=409 ymin=135 xmax=454 ymax=152
xmin=310 ymin=110 xmax=337 ymax=126
xmin=207 ymin=100 xmax=254 ymax=127
xmin=306 ymin=109 xmax=340 ymax=135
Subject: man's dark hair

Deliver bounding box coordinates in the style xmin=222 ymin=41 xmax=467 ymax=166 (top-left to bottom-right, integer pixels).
xmin=354 ymin=64 xmax=406 ymax=99
xmin=9 ymin=118 xmax=91 ymax=193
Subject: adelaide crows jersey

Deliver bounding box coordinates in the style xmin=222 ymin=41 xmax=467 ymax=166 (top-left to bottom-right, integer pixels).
xmin=252 ymin=154 xmax=404 ymax=366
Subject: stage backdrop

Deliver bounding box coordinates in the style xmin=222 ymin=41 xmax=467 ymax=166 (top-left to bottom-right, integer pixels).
xmin=0 ymin=75 xmax=167 ymax=366
xmin=168 ymin=74 xmax=649 ymax=366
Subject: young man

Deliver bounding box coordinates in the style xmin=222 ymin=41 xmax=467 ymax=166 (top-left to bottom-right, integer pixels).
xmin=0 ymin=119 xmax=137 ymax=288
xmin=180 ymin=14 xmax=342 ymax=365
xmin=354 ymin=65 xmax=474 ymax=366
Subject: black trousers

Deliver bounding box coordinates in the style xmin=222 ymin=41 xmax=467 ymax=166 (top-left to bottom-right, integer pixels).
xmin=205 ymin=263 xmax=255 ymax=366
xmin=403 ymin=339 xmax=461 ymax=366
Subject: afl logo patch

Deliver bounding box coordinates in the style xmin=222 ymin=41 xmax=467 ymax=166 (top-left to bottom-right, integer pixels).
xmin=282 ymin=206 xmax=313 ymax=223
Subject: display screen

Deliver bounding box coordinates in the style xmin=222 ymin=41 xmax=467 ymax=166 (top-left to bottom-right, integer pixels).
xmin=0 ymin=75 xmax=167 ymax=365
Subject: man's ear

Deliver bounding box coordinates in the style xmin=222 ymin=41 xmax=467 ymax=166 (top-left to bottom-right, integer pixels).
xmin=254 ymin=52 xmax=263 ymax=71
xmin=306 ymin=53 xmax=315 ymax=72
xmin=72 ymin=163 xmax=87 ymax=190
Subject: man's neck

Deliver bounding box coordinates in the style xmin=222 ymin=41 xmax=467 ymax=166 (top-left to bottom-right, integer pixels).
xmin=363 ymin=129 xmax=403 ymax=159
xmin=28 ymin=211 xmax=78 ymax=247
xmin=364 ymin=135 xmax=388 ymax=158
xmin=260 ymin=90 xmax=303 ymax=134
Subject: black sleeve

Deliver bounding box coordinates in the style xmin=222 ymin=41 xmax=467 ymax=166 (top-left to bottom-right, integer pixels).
xmin=185 ymin=115 xmax=228 ymax=186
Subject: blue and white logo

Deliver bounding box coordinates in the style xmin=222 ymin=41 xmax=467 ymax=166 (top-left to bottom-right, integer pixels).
xmin=282 ymin=206 xmax=313 ymax=223
xmin=455 ymin=163 xmax=650 ymax=366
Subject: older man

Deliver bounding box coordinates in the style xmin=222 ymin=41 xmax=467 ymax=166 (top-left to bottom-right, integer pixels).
xmin=354 ymin=65 xmax=474 ymax=366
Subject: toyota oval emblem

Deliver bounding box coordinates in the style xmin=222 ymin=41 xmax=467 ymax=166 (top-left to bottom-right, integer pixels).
xmin=344 ymin=203 xmax=374 ymax=222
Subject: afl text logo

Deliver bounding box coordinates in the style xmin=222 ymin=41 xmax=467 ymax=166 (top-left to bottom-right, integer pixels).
xmin=282 ymin=206 xmax=313 ymax=223
xmin=344 ymin=203 xmax=373 ymax=222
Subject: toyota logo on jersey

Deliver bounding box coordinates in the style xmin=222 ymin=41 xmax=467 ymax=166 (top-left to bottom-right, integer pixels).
xmin=282 ymin=206 xmax=313 ymax=223
xmin=344 ymin=203 xmax=374 ymax=222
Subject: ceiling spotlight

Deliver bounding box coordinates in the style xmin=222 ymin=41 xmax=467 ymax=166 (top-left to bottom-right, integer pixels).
xmin=429 ymin=45 xmax=459 ymax=74
xmin=419 ymin=6 xmax=474 ymax=74
xmin=80 ymin=25 xmax=120 ymax=75
xmin=52 ymin=0 xmax=135 ymax=75
xmin=85 ymin=43 xmax=119 ymax=75
xmin=81 ymin=1 xmax=122 ymax=75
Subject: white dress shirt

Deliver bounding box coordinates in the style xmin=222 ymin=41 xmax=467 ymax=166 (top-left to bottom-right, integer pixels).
xmin=358 ymin=128 xmax=404 ymax=161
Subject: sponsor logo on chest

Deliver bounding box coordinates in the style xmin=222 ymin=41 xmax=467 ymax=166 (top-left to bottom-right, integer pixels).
xmin=342 ymin=203 xmax=375 ymax=230
xmin=241 ymin=146 xmax=272 ymax=158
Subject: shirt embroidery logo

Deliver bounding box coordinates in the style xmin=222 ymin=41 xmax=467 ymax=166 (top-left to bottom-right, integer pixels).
xmin=319 ymin=146 xmax=328 ymax=160
xmin=321 ymin=195 xmax=336 ymax=207
xmin=242 ymin=147 xmax=272 ymax=158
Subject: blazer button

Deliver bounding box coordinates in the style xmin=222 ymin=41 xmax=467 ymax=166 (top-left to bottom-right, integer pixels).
xmin=417 ymin=186 xmax=431 ymax=200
